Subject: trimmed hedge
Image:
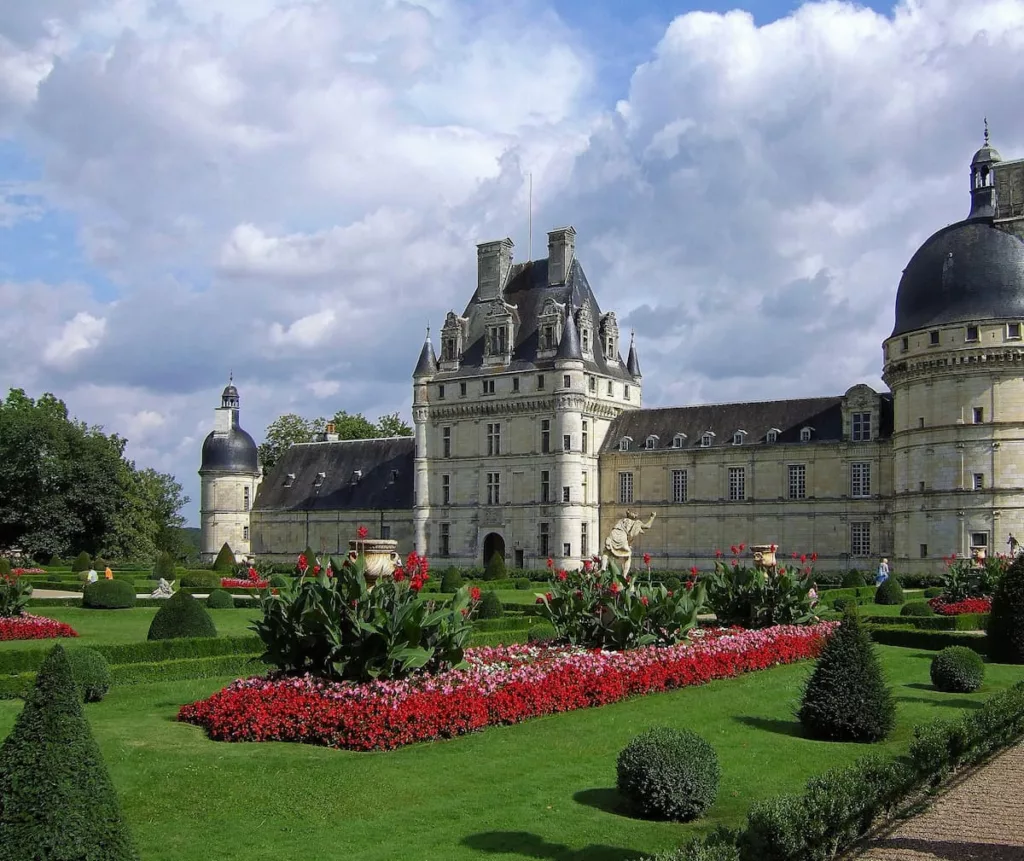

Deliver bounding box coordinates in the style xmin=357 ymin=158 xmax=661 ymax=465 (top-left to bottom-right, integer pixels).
xmin=527 ymin=622 xmax=558 ymax=643
xmin=473 ymin=616 xmax=546 ymax=633
xmin=65 ymin=648 xmax=112 ymax=702
xmin=477 ymin=591 xmax=505 ymax=619
xmin=70 ymin=551 xmax=92 ymax=573
xmin=863 ymin=625 xmax=987 ymax=655
xmin=179 ymin=570 xmax=221 ymax=588
xmin=874 ymin=578 xmax=905 ymax=606
xmin=864 ymin=613 xmax=988 ymax=631
xmin=206 ymin=589 xmax=235 ymax=609
xmin=82 ymin=579 xmax=137 ymax=609
xmin=924 ymin=587 xmax=943 ymax=598
xmin=147 ymin=591 xmax=218 ymax=641
xmin=900 ymin=601 xmax=935 ymax=617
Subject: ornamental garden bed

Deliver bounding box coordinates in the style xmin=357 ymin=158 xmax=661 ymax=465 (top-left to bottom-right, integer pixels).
xmin=0 ymin=613 xmax=78 ymax=642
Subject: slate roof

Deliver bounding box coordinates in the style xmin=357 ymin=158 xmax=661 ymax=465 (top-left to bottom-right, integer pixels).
xmin=252 ymin=437 xmax=415 ymax=511
xmin=434 ymin=257 xmax=634 ymax=381
xmin=414 ymin=334 xmax=438 ymax=377
xmin=626 ymin=336 xmax=641 ymax=377
xmin=601 ymin=395 xmax=893 ymax=452
xmin=555 ymin=310 xmax=582 ymax=360
xmin=200 ymin=427 xmax=259 ymax=473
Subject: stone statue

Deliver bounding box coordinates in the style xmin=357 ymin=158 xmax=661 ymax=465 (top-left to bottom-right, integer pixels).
xmin=150 ymin=578 xmax=175 ymax=599
xmin=601 ymin=510 xmax=657 ymax=578
xmin=1008 ymin=534 xmax=1020 ymax=557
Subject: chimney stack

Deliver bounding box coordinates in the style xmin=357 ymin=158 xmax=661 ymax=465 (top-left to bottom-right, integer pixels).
xmin=324 ymin=422 xmax=339 ymax=442
xmin=547 ymin=226 xmax=576 ymax=286
xmin=476 ymin=237 xmax=514 ymax=302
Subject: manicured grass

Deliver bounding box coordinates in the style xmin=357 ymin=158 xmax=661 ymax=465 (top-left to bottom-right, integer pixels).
xmin=1 ymin=645 xmax=1021 ymax=861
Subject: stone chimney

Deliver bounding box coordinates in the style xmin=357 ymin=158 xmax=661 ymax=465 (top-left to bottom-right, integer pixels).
xmin=547 ymin=226 xmax=576 ymax=286
xmin=476 ymin=238 xmax=514 ymax=301
xmin=323 ymin=422 xmax=339 ymax=442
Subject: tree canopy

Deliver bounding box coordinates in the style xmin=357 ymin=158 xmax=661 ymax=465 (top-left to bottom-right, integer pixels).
xmin=0 ymin=388 xmax=189 ymax=562
xmin=258 ymin=409 xmax=412 ymax=471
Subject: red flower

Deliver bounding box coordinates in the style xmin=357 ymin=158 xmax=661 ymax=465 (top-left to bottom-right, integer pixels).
xmin=810 ymin=552 xmax=818 ymax=562
xmin=393 ymin=567 xmax=406 ymax=582
xmin=640 ymin=596 xmax=649 ymax=606
xmin=547 ymin=557 xmax=554 ymax=569
xmin=583 ymin=559 xmax=593 ymax=572
xmin=297 ymin=555 xmax=307 ymax=570
xmin=791 ymin=552 xmax=799 ymax=559
xmin=357 ymin=525 xmax=369 ymax=540
xmin=770 ymin=544 xmax=777 ymax=552
xmin=715 ymin=549 xmax=723 ymax=558
xmin=800 ymin=554 xmax=807 ymax=563
xmin=609 ymin=582 xmax=621 ymax=594
xmin=643 ymin=552 xmax=651 ymax=565
xmin=730 ymin=545 xmax=738 ymax=555
xmin=313 ymin=565 xmax=321 ymax=575
xmin=247 ymin=566 xmax=259 ymax=582
xmin=739 ymin=544 xmax=746 ymax=552
xmin=689 ymin=566 xmax=699 ymax=576
xmin=470 ymin=586 xmax=481 ymax=601
xmin=557 ymin=570 xmax=568 ymax=582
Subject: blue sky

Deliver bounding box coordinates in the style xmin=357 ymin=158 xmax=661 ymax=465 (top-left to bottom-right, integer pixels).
xmin=1 ymin=0 xmax=1023 ymax=526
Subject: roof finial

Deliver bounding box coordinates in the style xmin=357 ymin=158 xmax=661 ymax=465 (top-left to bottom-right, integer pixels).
xmin=229 ymin=369 xmax=233 ymax=384
xmin=425 ymin=325 xmax=431 ymax=340
xmin=984 ymin=117 xmax=990 ymax=145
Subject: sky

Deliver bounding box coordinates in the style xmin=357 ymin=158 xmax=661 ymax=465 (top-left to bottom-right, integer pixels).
xmin=2 ymin=0 xmax=1023 ymax=527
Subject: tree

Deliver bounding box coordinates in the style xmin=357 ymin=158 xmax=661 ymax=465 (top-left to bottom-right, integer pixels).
xmin=988 ymin=554 xmax=1024 ymax=664
xmin=329 ymin=410 xmax=380 ymax=440
xmin=376 ymin=412 xmax=413 ymax=437
xmin=257 ymin=413 xmax=322 ymax=472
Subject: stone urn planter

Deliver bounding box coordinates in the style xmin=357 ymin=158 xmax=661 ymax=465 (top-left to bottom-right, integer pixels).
xmin=751 ymin=544 xmax=777 ymax=571
xmin=971 ymin=546 xmax=987 ymax=566
xmin=348 ymin=538 xmax=401 ymax=588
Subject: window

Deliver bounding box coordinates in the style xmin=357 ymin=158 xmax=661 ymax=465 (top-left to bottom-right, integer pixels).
xmin=766 ymin=429 xmax=779 ymax=443
xmin=732 ymin=431 xmax=746 ymax=446
xmin=537 ymin=374 xmax=545 ymax=390
xmin=442 ymin=426 xmax=451 ymax=458
xmin=671 ymin=469 xmax=688 ymax=503
xmin=972 ymin=532 xmax=988 ymax=549
xmin=581 ymin=471 xmax=588 ymax=503
xmin=313 ymin=471 xmax=325 ymax=488
xmin=540 ymin=470 xmax=550 ymax=503
xmin=441 ymin=337 xmax=457 ymax=362
xmin=581 ymin=522 xmax=588 ymax=557
xmin=973 ymin=407 xmax=984 ymax=424
xmin=482 ymin=379 xmax=495 ymax=395
xmin=283 ymin=473 xmax=295 ymax=487
xmin=563 ymin=434 xmax=571 ymax=452
xmin=728 ymin=467 xmax=745 ymax=501
xmin=919 ymin=480 xmax=926 ymax=492
xmin=438 ymin=384 xmax=445 ymax=399
xmin=512 ymin=377 xmax=520 ymax=393
xmin=486 ymin=472 xmax=501 ymax=505
xmin=901 ymin=336 xmax=909 ymax=352
xmin=581 ymin=327 xmax=590 ymax=352
xmin=486 ymin=423 xmax=501 ymax=456
xmin=918 ymin=417 xmax=925 ymax=428
xmin=645 ymin=435 xmax=658 ymax=450
xmin=966 ymin=325 xmax=979 ymax=342
xmin=851 ymin=462 xmax=871 ymax=498
xmin=442 ymin=474 xmax=451 ymax=505
xmin=381 ymin=525 xmax=391 ymax=540
xmin=1008 ymin=322 xmax=1022 ymax=340
xmin=562 ymin=486 xmax=570 ymax=503
xmin=243 ymin=486 xmax=250 ymax=511
xmin=488 ymin=325 xmax=508 ymax=355
xmin=800 ymin=427 xmax=813 ymax=442
xmin=589 ymin=376 xmax=596 ymax=392
xmin=624 ymin=385 xmax=631 ymax=400
xmin=700 ymin=432 xmax=714 ymax=447
xmin=541 ymin=325 xmax=556 ymax=350
xmin=920 ymin=543 xmax=928 ymax=558
xmin=618 ymin=437 xmax=631 ymax=451
xmin=788 ymin=464 xmax=806 ymax=499
xmin=582 ymin=421 xmax=589 ymax=454
xmin=243 ymin=526 xmax=249 ymax=541
xmin=539 ymin=522 xmax=550 ymax=556
xmin=541 ymin=419 xmax=551 ymax=453
xmin=460 ymin=382 xmax=467 ymax=397
xmin=929 ymin=330 xmax=940 ymax=345
xmin=973 ymin=473 xmax=984 ymax=490
xmin=440 ymin=523 xmax=450 ymax=557
xmin=619 ymin=472 xmax=634 ymax=504
xmin=851 ymin=412 xmax=871 ymax=441
xmin=390 ymin=469 xmax=399 ymax=484
xmin=607 ymin=380 xmax=613 ymax=396
xmin=850 ymin=522 xmax=871 ymax=556
xmin=563 ymin=542 xmax=571 ymax=557
xmin=563 ymin=374 xmax=571 ymax=388
xmin=673 ymin=433 xmax=686 ymax=448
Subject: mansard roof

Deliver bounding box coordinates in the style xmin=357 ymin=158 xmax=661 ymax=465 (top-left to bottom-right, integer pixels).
xmin=253 ymin=437 xmax=414 ymax=511
xmin=436 ymin=257 xmax=634 ymax=381
xmin=602 ymin=394 xmax=893 ymax=452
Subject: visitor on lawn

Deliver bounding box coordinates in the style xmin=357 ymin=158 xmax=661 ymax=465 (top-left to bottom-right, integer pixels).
xmin=875 ymin=558 xmax=890 ymax=586
xmin=809 ymin=583 xmax=819 ymax=608
xmin=104 ymin=566 xmax=113 ymax=580
xmin=87 ymin=568 xmax=99 ymax=583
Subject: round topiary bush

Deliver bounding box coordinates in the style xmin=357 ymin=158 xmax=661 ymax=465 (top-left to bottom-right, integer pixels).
xmin=441 ymin=569 xmax=464 ymax=593
xmin=65 ymin=648 xmax=112 ymax=702
xmin=616 ymin=727 xmax=720 ymax=821
xmin=798 ymin=609 xmax=895 ymax=742
xmin=147 ymin=591 xmax=218 ymax=640
xmin=874 ymin=578 xmax=905 ymax=605
xmin=477 ymin=591 xmax=504 ymax=619
xmin=71 ymin=551 xmax=93 ymax=573
xmin=206 ymin=589 xmax=235 ymax=609
xmin=82 ymin=579 xmax=136 ymax=609
xmin=527 ymin=621 xmax=558 ymax=643
xmin=179 ymin=570 xmax=221 ymax=589
xmin=514 ymin=577 xmax=531 ymax=590
xmin=842 ymin=570 xmax=867 ymax=588
xmin=987 ymin=555 xmax=1024 ymax=664
xmin=924 ymin=587 xmax=944 ymax=598
xmin=152 ymin=551 xmax=175 ymax=580
xmin=930 ymin=646 xmax=985 ymax=693
xmin=665 ymin=576 xmax=682 ymax=591
xmin=900 ymin=601 xmax=936 ymax=617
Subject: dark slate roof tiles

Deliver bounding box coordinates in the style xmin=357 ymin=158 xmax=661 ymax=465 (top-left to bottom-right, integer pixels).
xmin=413 ymin=333 xmax=438 ymax=378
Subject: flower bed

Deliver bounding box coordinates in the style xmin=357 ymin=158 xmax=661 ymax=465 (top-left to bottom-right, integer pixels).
xmin=929 ymin=596 xmax=992 ymax=616
xmin=220 ymin=578 xmax=269 ymax=589
xmin=179 ymin=622 xmax=835 ymax=751
xmin=0 ymin=613 xmax=79 ymax=641
xmin=12 ymin=568 xmax=46 ymax=575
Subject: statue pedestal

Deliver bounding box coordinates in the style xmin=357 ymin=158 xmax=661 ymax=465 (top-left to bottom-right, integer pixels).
xmin=348 ymin=539 xmax=401 ymax=588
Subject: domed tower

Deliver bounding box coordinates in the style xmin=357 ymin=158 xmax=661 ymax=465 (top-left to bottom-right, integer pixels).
xmin=882 ymin=125 xmax=1024 ymax=570
xmin=198 ymin=377 xmax=261 ymax=562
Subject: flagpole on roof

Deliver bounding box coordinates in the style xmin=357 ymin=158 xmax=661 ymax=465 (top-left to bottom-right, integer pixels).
xmin=528 ymin=171 xmax=533 ymax=262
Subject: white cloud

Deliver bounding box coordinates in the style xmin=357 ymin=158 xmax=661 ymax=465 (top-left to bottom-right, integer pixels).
xmin=42 ymin=311 xmax=106 ymax=367
xmin=268 ymin=309 xmax=336 ymax=348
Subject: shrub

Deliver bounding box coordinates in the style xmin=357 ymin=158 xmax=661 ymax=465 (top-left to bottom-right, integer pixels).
xmin=147 ymin=591 xmax=218 ymax=641
xmin=179 ymin=570 xmax=221 ymax=589
xmin=206 ymin=589 xmax=235 ymax=609
xmin=900 ymin=601 xmax=935 ymax=617
xmin=440 ymin=569 xmax=464 ymax=592
xmin=82 ymin=579 xmax=136 ymax=609
xmin=269 ymin=574 xmax=289 ymax=588
xmin=526 ymin=621 xmax=557 ymax=643
xmin=987 ymin=554 xmax=1024 ymax=664
xmin=153 ymin=551 xmax=175 ymax=580
xmin=665 ymin=576 xmax=683 ymax=591
xmin=483 ymin=551 xmax=506 ymax=581
xmin=514 ymin=577 xmax=531 ymax=590
xmin=477 ymin=591 xmax=504 ymax=619
xmin=0 ymin=557 xmax=10 ymax=577
xmin=930 ymin=646 xmax=985 ymax=693
xmin=65 ymin=648 xmax=112 ymax=702
xmin=831 ymin=596 xmax=858 ymax=613
xmin=616 ymin=727 xmax=720 ymax=821
xmin=924 ymin=587 xmax=943 ymax=598
xmin=842 ymin=570 xmax=866 ymax=588
xmin=71 ymin=551 xmax=93 ymax=573
xmin=702 ymin=557 xmax=817 ymax=629
xmin=0 ymin=570 xmax=32 ymax=618
xmin=798 ymin=610 xmax=895 ymax=742
xmin=0 ymin=645 xmax=139 ymax=859
xmin=874 ymin=578 xmax=905 ymax=605
xmin=212 ymin=543 xmax=236 ymax=572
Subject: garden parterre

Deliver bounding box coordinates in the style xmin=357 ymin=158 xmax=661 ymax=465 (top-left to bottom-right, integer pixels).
xmin=0 ymin=613 xmax=78 ymax=642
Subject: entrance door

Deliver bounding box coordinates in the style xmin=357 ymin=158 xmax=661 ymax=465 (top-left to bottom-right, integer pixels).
xmin=514 ymin=549 xmax=524 ymax=569
xmin=483 ymin=532 xmax=506 ymax=565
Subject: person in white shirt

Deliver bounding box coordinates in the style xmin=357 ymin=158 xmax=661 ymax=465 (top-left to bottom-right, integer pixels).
xmin=875 ymin=558 xmax=890 ymax=586
xmin=86 ymin=568 xmax=99 ymax=583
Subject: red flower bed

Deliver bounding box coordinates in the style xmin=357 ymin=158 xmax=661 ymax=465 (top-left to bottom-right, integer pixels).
xmin=12 ymin=568 xmax=46 ymax=575
xmin=928 ymin=596 xmax=992 ymax=616
xmin=179 ymin=623 xmax=835 ymax=751
xmin=0 ymin=613 xmax=79 ymax=641
xmin=220 ymin=578 xmax=269 ymax=589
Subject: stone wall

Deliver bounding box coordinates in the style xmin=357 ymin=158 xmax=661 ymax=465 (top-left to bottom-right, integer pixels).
xmin=249 ymin=508 xmax=415 ymax=563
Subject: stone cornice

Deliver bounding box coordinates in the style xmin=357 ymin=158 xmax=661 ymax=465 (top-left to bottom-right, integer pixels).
xmin=427 ymin=397 xmax=626 ymax=421
xmin=882 ymin=347 xmax=1024 ymax=386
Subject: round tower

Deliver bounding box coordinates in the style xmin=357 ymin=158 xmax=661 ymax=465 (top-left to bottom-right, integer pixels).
xmin=553 ymin=312 xmax=587 ymax=569
xmin=882 ymin=126 xmax=1024 ymax=570
xmin=198 ymin=377 xmax=261 ymax=562
xmin=412 ymin=329 xmax=438 ymax=556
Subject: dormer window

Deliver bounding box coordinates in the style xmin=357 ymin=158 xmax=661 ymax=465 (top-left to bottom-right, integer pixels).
xmin=487 ymin=325 xmax=508 ymax=355
xmin=390 ymin=469 xmax=399 ymax=483
xmin=581 ymin=327 xmax=590 ymax=352
xmin=351 ymin=469 xmax=363 ymax=484
xmin=439 ymin=310 xmax=469 ymax=370
xmin=483 ymin=298 xmax=518 ymax=366
xmin=700 ymin=432 xmax=714 ymax=448
xmin=672 ymin=433 xmax=687 ymax=448
xmin=541 ymin=324 xmax=556 ymax=350
xmin=800 ymin=427 xmax=813 ymax=442
xmin=441 ymin=337 xmax=458 ymax=361
xmin=537 ymin=299 xmax=565 ymax=357
xmin=283 ymin=473 xmax=295 ymax=488
xmin=619 ymin=436 xmax=632 ymax=452
xmin=600 ymin=311 xmax=619 ymax=362
xmin=577 ymin=303 xmax=594 ymax=357
xmin=766 ymin=428 xmax=780 ymax=444
xmin=732 ymin=430 xmax=747 ymax=446
xmin=313 ymin=471 xmax=326 ymax=488
xmin=645 ymin=435 xmax=658 ymax=450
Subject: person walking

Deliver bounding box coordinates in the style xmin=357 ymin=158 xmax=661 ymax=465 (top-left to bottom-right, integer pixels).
xmin=875 ymin=557 xmax=890 ymax=586
xmin=104 ymin=565 xmax=113 ymax=580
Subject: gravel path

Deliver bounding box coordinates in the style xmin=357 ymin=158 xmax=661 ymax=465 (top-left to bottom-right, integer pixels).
xmin=852 ymin=741 xmax=1024 ymax=861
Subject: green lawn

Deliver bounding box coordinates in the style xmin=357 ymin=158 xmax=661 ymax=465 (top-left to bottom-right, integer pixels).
xmin=1 ymin=645 xmax=1021 ymax=861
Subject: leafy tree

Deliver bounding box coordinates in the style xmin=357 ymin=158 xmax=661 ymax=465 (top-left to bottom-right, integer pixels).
xmin=329 ymin=410 xmax=380 ymax=440
xmin=257 ymin=413 xmax=322 ymax=472
xmin=375 ymin=412 xmax=413 ymax=437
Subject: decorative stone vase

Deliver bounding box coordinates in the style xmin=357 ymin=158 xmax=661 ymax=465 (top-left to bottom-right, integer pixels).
xmin=971 ymin=546 xmax=987 ymax=566
xmin=348 ymin=538 xmax=401 ymax=588
xmin=751 ymin=544 xmax=777 ymax=571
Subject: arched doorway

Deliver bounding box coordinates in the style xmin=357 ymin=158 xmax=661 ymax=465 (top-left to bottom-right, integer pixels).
xmin=482 ymin=532 xmax=505 ymax=565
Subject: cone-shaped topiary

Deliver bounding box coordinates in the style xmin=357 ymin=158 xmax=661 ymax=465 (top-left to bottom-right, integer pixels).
xmin=0 ymin=645 xmax=140 ymax=860
xmin=798 ymin=610 xmax=895 ymax=742
xmin=147 ymin=591 xmax=218 ymax=641
xmin=152 ymin=551 xmax=175 ymax=580
xmin=206 ymin=589 xmax=235 ymax=609
xmin=484 ymin=551 xmax=506 ymax=581
xmin=930 ymin=646 xmax=985 ymax=693
xmin=65 ymin=647 xmax=112 ymax=702
xmin=987 ymin=554 xmax=1024 ymax=664
xmin=71 ymin=551 xmax=93 ymax=573
xmin=874 ymin=577 xmax=905 ymax=605
xmin=477 ymin=591 xmax=504 ymax=619
xmin=211 ymin=542 xmax=235 ymax=572
xmin=441 ymin=569 xmax=464 ymax=592
xmin=842 ymin=570 xmax=866 ymax=588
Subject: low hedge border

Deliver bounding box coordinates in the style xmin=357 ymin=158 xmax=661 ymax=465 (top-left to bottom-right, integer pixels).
xmin=661 ymin=680 xmax=1024 ymax=861
xmin=472 ymin=616 xmax=548 ymax=633
xmin=467 ymin=629 xmax=532 ymax=648
xmin=864 ymin=614 xmax=989 ymax=631
xmin=864 ymin=625 xmax=987 ymax=655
